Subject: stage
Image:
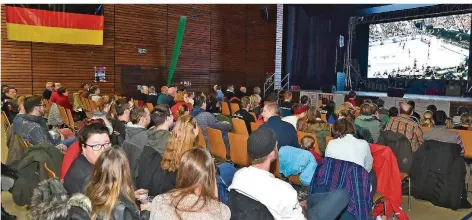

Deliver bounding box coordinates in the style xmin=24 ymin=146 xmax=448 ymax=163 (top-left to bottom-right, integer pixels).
xmin=334 ymin=91 xmax=472 ymax=103
xmin=298 ymin=90 xmax=472 ymax=116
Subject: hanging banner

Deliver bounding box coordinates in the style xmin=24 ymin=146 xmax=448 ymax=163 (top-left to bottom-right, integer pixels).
xmin=6 ymin=4 xmax=104 ymax=45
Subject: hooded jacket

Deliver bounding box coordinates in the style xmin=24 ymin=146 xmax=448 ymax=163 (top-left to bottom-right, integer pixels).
xmin=147 ymin=129 xmax=170 ymax=155
xmin=355 ymin=115 xmax=382 ymax=143
xmin=12 ymin=142 xmax=64 ymax=206
xmin=27 ymin=178 xmax=92 ymax=220
xmin=125 ymin=125 xmax=148 ymax=149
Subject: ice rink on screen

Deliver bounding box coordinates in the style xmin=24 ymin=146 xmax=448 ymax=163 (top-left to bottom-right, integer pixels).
xmin=368 ymin=35 xmax=468 ymax=79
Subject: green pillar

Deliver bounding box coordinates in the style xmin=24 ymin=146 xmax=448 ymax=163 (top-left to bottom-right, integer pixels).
xmin=167 ymin=16 xmax=187 ymax=86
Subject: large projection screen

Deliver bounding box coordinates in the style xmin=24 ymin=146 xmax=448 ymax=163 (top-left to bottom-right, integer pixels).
xmin=368 ymin=13 xmax=471 ymax=80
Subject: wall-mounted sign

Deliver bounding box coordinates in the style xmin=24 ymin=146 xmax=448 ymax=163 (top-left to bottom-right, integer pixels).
xmin=138 ymin=48 xmax=147 ymax=54
xmin=94 ymin=66 xmax=106 ymax=82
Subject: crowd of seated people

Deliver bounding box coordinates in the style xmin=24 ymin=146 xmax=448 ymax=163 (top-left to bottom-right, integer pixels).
xmin=3 ymin=81 xmax=472 ymax=220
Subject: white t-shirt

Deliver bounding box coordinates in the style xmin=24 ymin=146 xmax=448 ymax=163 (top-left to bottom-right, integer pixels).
xmin=282 ymin=115 xmax=298 ymax=130
xmin=325 ymin=134 xmax=373 ymax=172
xmin=229 ymin=166 xmax=305 ymax=220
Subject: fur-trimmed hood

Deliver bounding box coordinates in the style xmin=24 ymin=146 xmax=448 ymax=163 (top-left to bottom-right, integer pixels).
xmin=27 ymin=178 xmax=91 ymax=220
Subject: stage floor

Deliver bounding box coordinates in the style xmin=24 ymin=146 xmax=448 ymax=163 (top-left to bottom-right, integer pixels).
xmin=334 ymin=91 xmax=472 ymax=103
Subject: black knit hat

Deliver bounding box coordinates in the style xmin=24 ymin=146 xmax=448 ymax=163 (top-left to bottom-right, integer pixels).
xmin=247 ymin=128 xmax=277 ymax=160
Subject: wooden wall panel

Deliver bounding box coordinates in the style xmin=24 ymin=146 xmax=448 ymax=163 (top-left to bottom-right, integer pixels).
xmin=1 ymin=6 xmax=32 ymax=95
xmin=1 ymin=4 xmax=276 ymax=96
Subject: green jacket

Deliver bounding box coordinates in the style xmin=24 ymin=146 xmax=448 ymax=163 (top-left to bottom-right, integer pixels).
xmin=355 ymin=115 xmax=382 ymax=143
xmin=12 ymin=142 xmax=63 ymax=206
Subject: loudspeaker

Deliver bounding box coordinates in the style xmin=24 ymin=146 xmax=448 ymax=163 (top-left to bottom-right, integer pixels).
xmin=387 ymin=87 xmax=405 ymax=98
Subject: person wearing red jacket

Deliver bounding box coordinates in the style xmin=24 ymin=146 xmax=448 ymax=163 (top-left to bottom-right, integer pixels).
xmin=50 ymin=87 xmax=73 ymax=110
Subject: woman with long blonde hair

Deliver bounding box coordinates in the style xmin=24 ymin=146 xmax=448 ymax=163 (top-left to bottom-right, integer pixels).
xmin=420 ymin=110 xmax=435 ymax=128
xmin=138 ymin=115 xmax=199 ymax=197
xmin=161 ymin=115 xmax=198 ymax=172
xmin=249 ymin=94 xmax=261 ymax=117
xmin=86 ymin=147 xmax=149 ymax=220
xmin=150 ymin=148 xmax=230 ymax=220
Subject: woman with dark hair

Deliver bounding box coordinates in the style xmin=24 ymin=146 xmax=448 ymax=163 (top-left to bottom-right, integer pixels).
xmin=149 ymin=148 xmax=230 ymax=220
xmin=89 ymin=86 xmax=102 ymax=103
xmin=63 ymin=120 xmax=111 ymax=195
xmin=325 ymin=100 xmax=337 ymax=124
xmin=87 ymin=147 xmax=149 ymax=220
xmin=325 ymin=118 xmax=373 ymax=172
xmin=206 ymin=92 xmax=220 ymax=114
xmin=50 ymin=87 xmax=73 ymax=110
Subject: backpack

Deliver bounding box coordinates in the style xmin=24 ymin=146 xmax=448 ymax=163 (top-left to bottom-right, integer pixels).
xmin=216 ymin=162 xmax=236 ymax=205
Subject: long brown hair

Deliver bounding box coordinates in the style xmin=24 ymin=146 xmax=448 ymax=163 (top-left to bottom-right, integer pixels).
xmin=169 ymin=148 xmax=218 ymax=218
xmin=297 ymin=108 xmax=330 ymax=131
xmin=420 ymin=110 xmax=435 ymax=128
xmin=86 ymin=147 xmax=136 ymax=220
xmin=161 ymin=115 xmax=197 ymax=172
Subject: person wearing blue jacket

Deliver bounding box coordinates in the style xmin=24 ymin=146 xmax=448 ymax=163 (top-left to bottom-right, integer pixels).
xmin=259 ymin=103 xmax=300 ymax=149
xmin=279 ymin=145 xmax=317 ymax=186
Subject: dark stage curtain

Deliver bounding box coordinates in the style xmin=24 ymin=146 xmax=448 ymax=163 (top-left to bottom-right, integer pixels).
xmin=289 ymin=6 xmax=350 ymax=91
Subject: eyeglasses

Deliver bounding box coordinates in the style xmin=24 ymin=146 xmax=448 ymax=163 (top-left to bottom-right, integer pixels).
xmin=85 ymin=142 xmax=111 ymax=151
xmin=36 ymin=104 xmax=46 ymax=108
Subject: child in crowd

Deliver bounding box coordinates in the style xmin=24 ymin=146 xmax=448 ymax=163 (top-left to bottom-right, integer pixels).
xmin=301 ymin=136 xmax=322 ymax=164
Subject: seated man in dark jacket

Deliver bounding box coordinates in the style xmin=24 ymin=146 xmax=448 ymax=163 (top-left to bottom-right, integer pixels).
xmin=192 ymin=96 xmax=232 ymax=148
xmin=146 ymin=86 xmax=159 ymax=107
xmin=18 ymin=95 xmax=67 ymax=150
xmin=110 ymin=99 xmax=131 ymax=145
xmin=259 ymin=103 xmax=300 ymax=149
xmin=232 ymin=96 xmax=255 ymax=134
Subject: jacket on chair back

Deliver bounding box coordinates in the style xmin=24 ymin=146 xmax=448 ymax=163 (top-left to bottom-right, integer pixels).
xmin=377 ymin=130 xmax=413 ymax=174
xmin=410 ymin=140 xmax=466 ymax=210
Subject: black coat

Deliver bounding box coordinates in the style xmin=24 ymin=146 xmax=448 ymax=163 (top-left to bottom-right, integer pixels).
xmin=410 ymin=140 xmax=466 ymax=210
xmin=64 ymin=154 xmax=93 ymax=195
xmin=146 ymin=95 xmax=158 ymax=107
xmin=377 ymin=130 xmax=413 ymax=173
xmin=228 ymin=190 xmax=274 ymax=220
xmin=135 ymin=146 xmax=177 ymax=197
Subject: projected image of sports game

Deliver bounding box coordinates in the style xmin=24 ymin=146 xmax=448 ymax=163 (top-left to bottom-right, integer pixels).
xmin=368 ymin=13 xmax=470 ymax=80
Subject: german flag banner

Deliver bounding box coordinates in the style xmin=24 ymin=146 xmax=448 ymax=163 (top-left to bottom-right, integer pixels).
xmin=6 ymin=4 xmax=104 ymax=45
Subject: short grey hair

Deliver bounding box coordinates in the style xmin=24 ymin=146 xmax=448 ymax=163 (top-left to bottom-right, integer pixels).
xmin=149 ymin=86 xmax=156 ymax=94
xmin=254 ymin=87 xmax=261 ymax=94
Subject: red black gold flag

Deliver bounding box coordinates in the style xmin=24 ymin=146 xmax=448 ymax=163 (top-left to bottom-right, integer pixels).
xmin=6 ymin=4 xmax=104 ymax=45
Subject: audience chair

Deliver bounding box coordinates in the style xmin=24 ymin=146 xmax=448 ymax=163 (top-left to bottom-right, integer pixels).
xmin=65 ymin=109 xmax=76 ymax=130
xmin=221 ymin=102 xmax=231 ymax=116
xmin=326 ymin=136 xmax=334 ymax=145
xmin=355 ymin=109 xmax=360 ymax=118
xmin=373 ymin=192 xmax=387 ymax=216
xmin=1 ymin=124 xmax=8 ymax=163
xmin=89 ymin=100 xmax=98 ymax=112
xmin=146 ymin=103 xmax=154 ymax=112
xmin=206 ymin=127 xmax=229 ymax=162
xmin=321 ymin=114 xmax=327 ymax=122
xmin=232 ymin=118 xmax=249 ymax=136
xmin=270 ymin=152 xmax=282 ymax=179
xmin=401 ymin=172 xmax=411 ymax=210
xmin=250 ymin=122 xmax=262 ymax=132
xmin=230 ymin=103 xmax=240 ymax=115
xmin=44 ymin=162 xmax=57 ymax=178
xmin=456 ymin=130 xmax=472 ymax=159
xmin=57 ymin=106 xmax=70 ymax=127
xmin=20 ymin=137 xmax=32 ymax=149
xmin=421 ymin=127 xmax=432 ymax=132
xmin=197 ymin=127 xmax=207 ymax=149
xmin=133 ymin=99 xmax=139 ymax=106
xmin=296 ymin=131 xmax=320 ymax=154
xmin=228 ymin=132 xmax=250 ymax=167
xmin=1 ymin=111 xmax=10 ymax=131
xmin=288 ymin=175 xmax=302 ymax=186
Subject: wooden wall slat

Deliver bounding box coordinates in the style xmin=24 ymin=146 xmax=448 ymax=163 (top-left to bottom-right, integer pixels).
xmin=1 ymin=4 xmax=276 ymax=96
